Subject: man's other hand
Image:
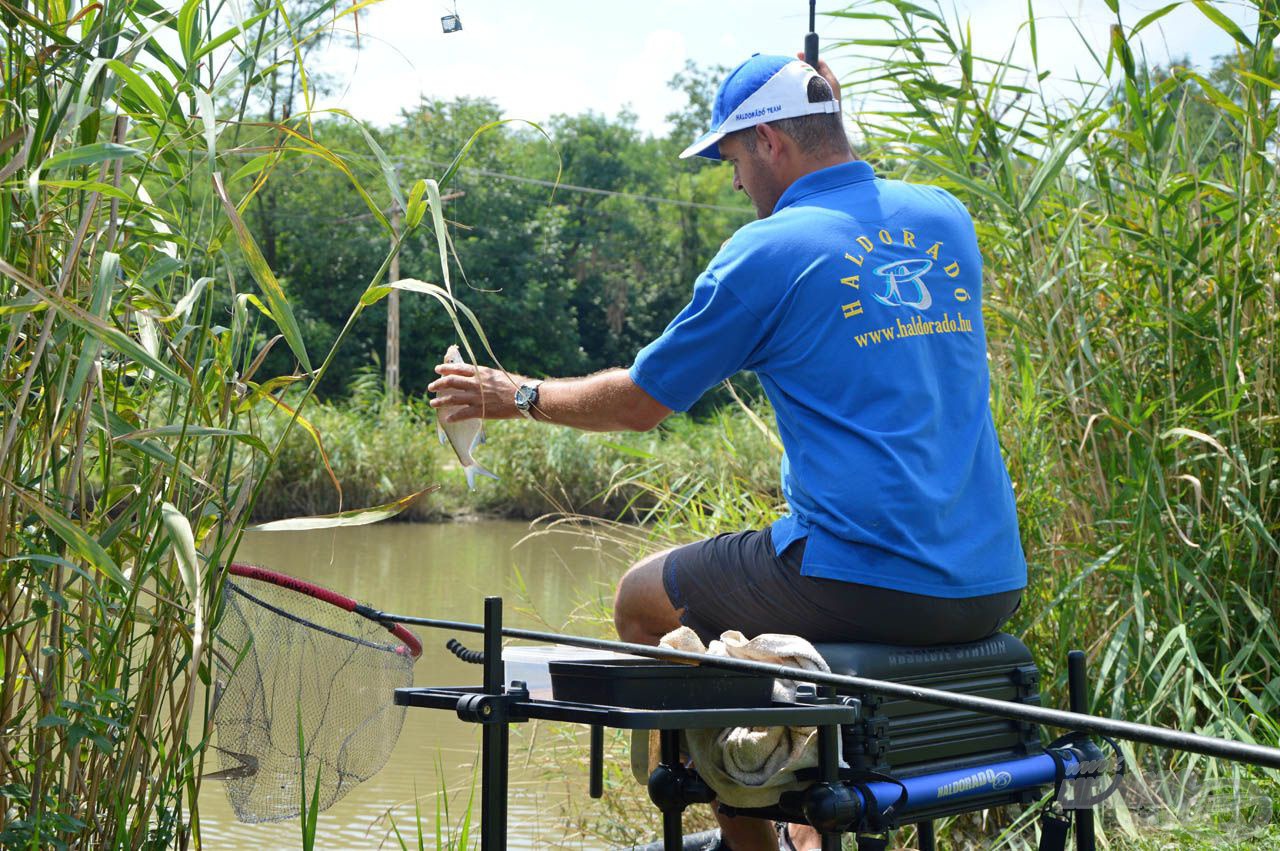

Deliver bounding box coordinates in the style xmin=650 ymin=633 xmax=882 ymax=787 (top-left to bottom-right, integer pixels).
xmin=797 ymin=52 xmax=841 ymax=103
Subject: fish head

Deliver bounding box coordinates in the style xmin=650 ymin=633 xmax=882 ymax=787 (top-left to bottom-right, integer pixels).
xmin=444 ymin=344 xmax=462 ymax=364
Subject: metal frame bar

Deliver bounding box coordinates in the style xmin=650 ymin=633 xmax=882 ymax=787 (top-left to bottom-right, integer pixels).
xmin=480 ymin=597 xmax=508 ymax=851
xmin=1068 ymin=651 xmax=1095 ymax=851
xmin=659 ymin=729 xmax=683 ymax=850
xmin=817 ymin=685 xmax=842 ymax=851
xmin=917 ymin=820 xmax=935 ymax=851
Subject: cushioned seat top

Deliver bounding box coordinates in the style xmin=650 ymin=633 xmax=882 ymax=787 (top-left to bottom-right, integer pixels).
xmin=815 ymin=632 xmax=1033 ymax=680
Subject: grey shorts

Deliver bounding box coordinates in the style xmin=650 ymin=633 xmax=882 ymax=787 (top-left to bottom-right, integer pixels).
xmin=661 ymin=528 xmax=1022 ymax=646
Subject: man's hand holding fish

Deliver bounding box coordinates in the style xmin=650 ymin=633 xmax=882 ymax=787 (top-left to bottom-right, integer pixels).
xmin=427 ymin=358 xmax=670 ymax=434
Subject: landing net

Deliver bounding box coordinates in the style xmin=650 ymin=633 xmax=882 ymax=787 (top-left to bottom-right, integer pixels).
xmin=211 ymin=563 xmax=421 ymax=823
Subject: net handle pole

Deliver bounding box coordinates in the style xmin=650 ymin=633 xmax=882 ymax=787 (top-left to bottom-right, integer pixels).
xmin=228 ymin=563 xmax=424 ymax=658
xmin=377 ymin=609 xmax=1280 ymax=771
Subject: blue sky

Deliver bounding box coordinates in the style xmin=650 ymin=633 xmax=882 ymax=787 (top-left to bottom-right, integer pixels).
xmin=307 ymin=0 xmax=1257 ymax=136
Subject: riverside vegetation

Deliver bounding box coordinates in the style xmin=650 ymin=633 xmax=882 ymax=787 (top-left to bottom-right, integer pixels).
xmin=2 ymin=0 xmax=1277 ymax=849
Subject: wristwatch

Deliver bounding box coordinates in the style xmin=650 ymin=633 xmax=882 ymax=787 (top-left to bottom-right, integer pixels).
xmin=514 ymin=379 xmax=544 ymax=419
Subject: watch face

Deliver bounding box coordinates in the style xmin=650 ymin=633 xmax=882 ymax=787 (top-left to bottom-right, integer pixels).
xmin=515 ymin=385 xmax=536 ymax=408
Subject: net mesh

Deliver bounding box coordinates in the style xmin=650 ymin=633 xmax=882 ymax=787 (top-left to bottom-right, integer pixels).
xmin=211 ymin=570 xmax=418 ymax=823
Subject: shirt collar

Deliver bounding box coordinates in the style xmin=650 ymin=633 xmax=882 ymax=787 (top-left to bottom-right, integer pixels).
xmin=773 ymin=160 xmax=876 ymax=214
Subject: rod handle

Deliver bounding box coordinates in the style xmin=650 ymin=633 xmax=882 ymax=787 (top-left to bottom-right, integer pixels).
xmin=805 ymin=0 xmax=819 ymax=68
xmin=805 ymin=31 xmax=819 ymax=69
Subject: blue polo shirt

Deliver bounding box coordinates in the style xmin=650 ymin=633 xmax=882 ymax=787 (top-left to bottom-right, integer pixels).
xmin=629 ymin=161 xmax=1026 ymax=598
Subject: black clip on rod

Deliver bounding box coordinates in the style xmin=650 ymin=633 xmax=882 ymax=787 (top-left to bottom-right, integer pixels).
xmin=382 ymin=609 xmax=1280 ymax=771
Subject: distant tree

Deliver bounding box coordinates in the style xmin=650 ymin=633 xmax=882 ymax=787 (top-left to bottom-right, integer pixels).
xmin=251 ymin=67 xmax=750 ymax=401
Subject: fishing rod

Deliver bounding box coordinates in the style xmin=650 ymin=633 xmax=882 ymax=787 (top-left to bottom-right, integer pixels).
xmin=805 ymin=0 xmax=819 ymax=69
xmin=367 ymin=607 xmax=1280 ymax=772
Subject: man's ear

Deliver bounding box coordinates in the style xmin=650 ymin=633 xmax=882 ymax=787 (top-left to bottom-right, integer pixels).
xmin=756 ymin=123 xmax=786 ymax=162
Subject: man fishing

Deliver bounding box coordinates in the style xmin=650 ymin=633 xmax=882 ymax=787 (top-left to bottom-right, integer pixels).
xmin=428 ymin=52 xmax=1026 ymax=851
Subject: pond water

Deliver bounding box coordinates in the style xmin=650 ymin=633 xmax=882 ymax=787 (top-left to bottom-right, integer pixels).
xmin=197 ymin=519 xmax=634 ymax=849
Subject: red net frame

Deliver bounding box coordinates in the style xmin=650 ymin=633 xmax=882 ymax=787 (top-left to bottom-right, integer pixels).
xmin=212 ymin=563 xmax=423 ymax=823
xmin=227 ymin=563 xmax=422 ymax=658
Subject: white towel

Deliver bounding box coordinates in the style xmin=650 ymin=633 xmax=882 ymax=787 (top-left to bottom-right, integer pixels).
xmin=659 ymin=626 xmax=835 ymax=808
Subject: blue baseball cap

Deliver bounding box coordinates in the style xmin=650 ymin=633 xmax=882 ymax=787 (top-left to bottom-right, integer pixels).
xmin=679 ymin=54 xmax=840 ymax=160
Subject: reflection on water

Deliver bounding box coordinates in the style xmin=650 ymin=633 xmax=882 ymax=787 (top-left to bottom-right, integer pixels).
xmin=199 ymin=519 xmax=628 ymax=849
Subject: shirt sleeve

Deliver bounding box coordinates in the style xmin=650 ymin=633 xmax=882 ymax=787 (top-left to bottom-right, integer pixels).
xmin=629 ymin=270 xmax=768 ymax=412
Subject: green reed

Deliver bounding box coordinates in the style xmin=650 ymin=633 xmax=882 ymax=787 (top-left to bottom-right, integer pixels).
xmin=0 ymin=2 xmax=446 ymax=846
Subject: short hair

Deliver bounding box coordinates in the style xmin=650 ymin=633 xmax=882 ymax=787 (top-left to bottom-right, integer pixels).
xmin=731 ymin=76 xmax=850 ymax=158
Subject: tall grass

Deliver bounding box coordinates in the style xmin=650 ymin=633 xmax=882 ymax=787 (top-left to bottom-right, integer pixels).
xmin=0 ymin=1 xmax=447 ymax=846
xmin=253 ymin=373 xmax=444 ymax=522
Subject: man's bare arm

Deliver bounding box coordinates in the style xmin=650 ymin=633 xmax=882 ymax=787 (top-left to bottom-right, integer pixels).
xmin=427 ymin=364 xmax=671 ymax=432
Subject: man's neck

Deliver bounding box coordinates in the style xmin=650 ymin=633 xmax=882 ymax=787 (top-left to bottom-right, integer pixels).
xmin=776 ymin=150 xmax=857 ymax=198
xmin=792 ymin=150 xmax=856 ymax=181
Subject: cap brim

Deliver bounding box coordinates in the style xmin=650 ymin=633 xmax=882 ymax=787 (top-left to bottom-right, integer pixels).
xmin=678 ymin=130 xmax=726 ymax=160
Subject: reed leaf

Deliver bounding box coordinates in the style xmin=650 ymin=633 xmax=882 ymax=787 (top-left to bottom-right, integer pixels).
xmin=212 ymin=172 xmax=312 ymax=373
xmin=7 ymin=482 xmax=130 ymax=590
xmin=247 ymin=484 xmax=440 ymax=532
xmin=0 ymin=257 xmax=187 ymax=387
xmin=40 ymin=141 xmax=143 ymax=171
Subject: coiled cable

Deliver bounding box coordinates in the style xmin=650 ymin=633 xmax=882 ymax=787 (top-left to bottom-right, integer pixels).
xmin=445 ymin=637 xmax=485 ymax=664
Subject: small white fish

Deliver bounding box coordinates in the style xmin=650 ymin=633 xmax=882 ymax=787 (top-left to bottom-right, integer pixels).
xmin=437 ymin=345 xmax=499 ymax=490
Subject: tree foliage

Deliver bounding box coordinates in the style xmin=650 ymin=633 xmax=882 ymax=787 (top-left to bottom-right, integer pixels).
xmin=250 ymin=72 xmax=751 ymax=397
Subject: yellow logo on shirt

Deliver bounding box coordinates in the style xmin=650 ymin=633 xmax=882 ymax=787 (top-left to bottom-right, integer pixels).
xmin=836 ymin=228 xmax=973 ymax=349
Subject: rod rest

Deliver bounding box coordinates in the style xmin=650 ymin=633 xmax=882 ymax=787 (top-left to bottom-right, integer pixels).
xmin=648 ymin=761 xmax=715 ymax=812
xmin=800 ymin=780 xmax=862 ymax=833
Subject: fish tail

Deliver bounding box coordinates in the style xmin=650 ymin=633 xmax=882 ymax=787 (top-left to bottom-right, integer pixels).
xmin=464 ymin=462 xmax=499 ymax=491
